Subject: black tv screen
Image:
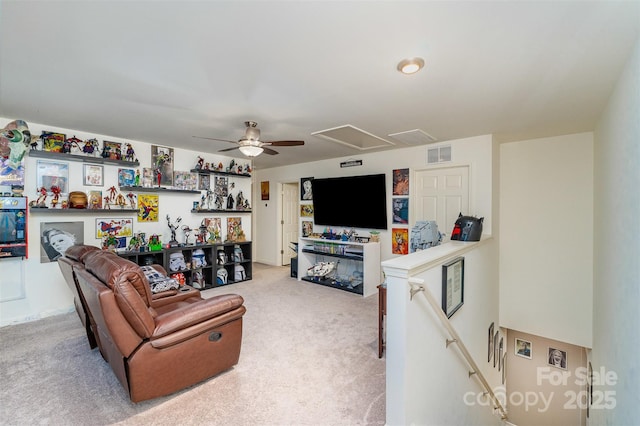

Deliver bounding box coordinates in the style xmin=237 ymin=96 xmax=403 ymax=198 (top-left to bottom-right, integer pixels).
xmin=311 ymin=174 xmax=388 ymax=230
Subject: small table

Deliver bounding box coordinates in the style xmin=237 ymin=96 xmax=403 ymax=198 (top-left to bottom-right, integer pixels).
xmin=377 ymin=284 xmax=387 ymax=358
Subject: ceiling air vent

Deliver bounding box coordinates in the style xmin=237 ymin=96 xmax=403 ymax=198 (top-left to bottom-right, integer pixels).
xmin=311 ymin=125 xmax=394 ymax=150
xmin=388 ymin=129 xmax=437 ymax=146
xmin=427 ymin=145 xmax=451 ymax=164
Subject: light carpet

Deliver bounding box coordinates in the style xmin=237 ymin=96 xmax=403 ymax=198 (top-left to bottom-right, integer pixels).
xmin=0 ymin=263 xmax=385 ymax=425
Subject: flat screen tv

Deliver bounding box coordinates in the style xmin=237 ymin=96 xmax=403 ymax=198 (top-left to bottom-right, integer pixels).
xmin=311 ymin=173 xmax=388 ymax=230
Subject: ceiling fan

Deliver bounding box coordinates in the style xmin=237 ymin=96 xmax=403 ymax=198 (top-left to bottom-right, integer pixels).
xmin=193 ymin=121 xmax=304 ymax=157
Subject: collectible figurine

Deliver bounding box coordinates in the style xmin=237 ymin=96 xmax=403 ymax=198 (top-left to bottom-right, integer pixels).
xmin=108 ymin=186 xmax=117 ymax=201
xmin=36 ymin=187 xmax=48 ymax=207
xmin=155 ymin=168 xmax=162 ymax=187
xmin=82 ymin=138 xmax=99 ymax=156
xmin=134 ymin=169 xmax=140 ymax=186
xmin=50 ymin=185 xmax=61 ymax=208
xmin=148 ymin=234 xmax=162 ymax=251
xmin=103 ymin=196 xmax=111 ymax=209
xmin=63 ymin=136 xmax=82 ymax=154
xmin=181 ymin=225 xmax=193 ymax=245
xmin=195 ymin=156 xmax=204 ymax=170
xmin=126 ymin=192 xmax=136 ymax=209
xmin=166 ymin=215 xmax=182 ymax=246
xmin=124 ymin=143 xmax=137 ymax=162
xmin=115 ymin=193 xmax=126 ymax=208
xmin=226 ymin=193 xmax=234 ymax=210
xmin=236 ymin=191 xmax=244 ymax=210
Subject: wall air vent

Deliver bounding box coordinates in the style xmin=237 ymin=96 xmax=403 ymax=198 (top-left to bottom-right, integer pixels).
xmin=388 ymin=129 xmax=437 ymax=145
xmin=427 ymin=145 xmax=451 ymax=164
xmin=311 ymin=125 xmax=395 ymax=150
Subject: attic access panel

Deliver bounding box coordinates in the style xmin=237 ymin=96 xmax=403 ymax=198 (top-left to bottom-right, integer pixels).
xmin=311 ymin=125 xmax=395 ymax=150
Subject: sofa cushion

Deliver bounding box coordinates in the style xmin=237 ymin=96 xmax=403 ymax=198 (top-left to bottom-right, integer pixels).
xmin=83 ymin=251 xmax=154 ymax=304
xmin=64 ymin=244 xmax=100 ymax=262
xmin=141 ymin=266 xmax=180 ymax=294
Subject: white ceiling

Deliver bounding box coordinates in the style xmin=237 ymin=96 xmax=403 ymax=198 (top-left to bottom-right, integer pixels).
xmin=1 ymin=1 xmax=638 ymax=170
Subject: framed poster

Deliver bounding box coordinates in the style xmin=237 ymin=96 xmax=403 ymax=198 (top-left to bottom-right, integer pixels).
xmin=392 ymin=168 xmax=409 ymax=195
xmin=40 ymin=131 xmax=65 ymax=152
xmin=392 ymin=198 xmax=409 ymax=224
xmin=515 ymin=338 xmax=532 ymax=359
xmin=441 ymin=257 xmax=464 ymax=318
xmin=36 ymin=160 xmax=69 ymax=194
xmin=137 ymin=194 xmax=159 ymax=222
xmin=300 ymin=177 xmax=313 ymax=200
xmin=391 ymin=228 xmax=408 ymax=255
xmin=261 ymin=181 xmax=270 ymax=200
xmin=102 ymin=141 xmax=122 ymax=160
xmin=548 ymin=347 xmax=567 ymax=370
xmin=302 ymin=221 xmax=313 ymax=237
xmin=488 ymin=322 xmax=495 ymax=363
xmin=95 ymin=218 xmax=133 ymax=239
xmin=40 ymin=221 xmax=83 ymax=263
xmin=151 ymin=145 xmax=174 ymax=186
xmin=84 ymin=164 xmax=103 ymax=186
xmin=117 ymin=168 xmax=135 ymax=186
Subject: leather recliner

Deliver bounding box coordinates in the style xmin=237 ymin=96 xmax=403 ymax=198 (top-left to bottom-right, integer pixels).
xmin=67 ymin=246 xmax=246 ymax=402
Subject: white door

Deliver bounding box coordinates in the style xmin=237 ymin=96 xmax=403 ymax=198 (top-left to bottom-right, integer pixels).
xmin=281 ymin=182 xmax=299 ymax=265
xmin=414 ymin=166 xmax=469 ymax=240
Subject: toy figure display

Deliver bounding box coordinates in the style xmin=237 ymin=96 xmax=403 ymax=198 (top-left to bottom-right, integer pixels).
xmin=192 ymin=249 xmax=207 ymax=268
xmin=124 ymin=143 xmax=137 ymax=162
xmin=148 ymin=234 xmax=162 ymax=251
xmin=36 ymin=187 xmax=48 ymax=207
xmin=166 ymin=215 xmax=182 ymax=246
xmin=50 ymin=185 xmax=61 ymax=208
xmin=181 ymin=225 xmax=193 ymax=245
xmin=450 ymin=213 xmax=484 ymax=241
xmin=410 ymin=221 xmax=443 ymax=253
xmin=81 ymin=139 xmax=100 ymax=156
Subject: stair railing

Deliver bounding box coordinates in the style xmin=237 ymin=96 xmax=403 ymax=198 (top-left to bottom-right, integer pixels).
xmin=408 ymin=276 xmax=508 ymax=421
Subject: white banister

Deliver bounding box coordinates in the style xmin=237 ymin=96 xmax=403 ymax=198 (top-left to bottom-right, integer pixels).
xmin=408 ymin=277 xmax=508 ymax=421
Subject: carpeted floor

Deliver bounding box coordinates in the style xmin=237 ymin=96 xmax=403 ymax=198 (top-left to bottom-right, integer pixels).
xmin=0 ymin=263 xmax=385 ymax=425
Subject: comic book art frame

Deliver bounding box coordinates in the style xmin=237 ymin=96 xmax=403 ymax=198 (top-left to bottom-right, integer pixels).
xmin=36 ymin=160 xmax=69 ymax=195
xmin=83 ymin=164 xmax=103 ymax=186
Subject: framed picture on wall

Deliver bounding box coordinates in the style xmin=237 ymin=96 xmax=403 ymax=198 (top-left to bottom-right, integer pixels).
xmin=441 ymin=257 xmax=464 ymax=318
xmin=493 ymin=331 xmax=499 ymax=368
xmin=301 ymin=177 xmax=313 ymax=200
xmin=261 ymin=181 xmax=270 ymax=200
xmin=498 ymin=337 xmax=504 ymax=371
xmin=488 ymin=322 xmax=495 ymax=363
xmin=515 ymin=338 xmax=532 ymax=359
xmin=547 ymin=347 xmax=567 ymax=370
xmin=83 ymin=164 xmax=103 ymax=186
xmin=392 ymin=198 xmax=409 ymax=224
xmin=36 ymin=160 xmax=69 ymax=195
xmin=392 ymin=168 xmax=409 ymax=195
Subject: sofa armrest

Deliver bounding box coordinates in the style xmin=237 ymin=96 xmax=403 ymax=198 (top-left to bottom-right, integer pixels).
xmin=152 ymin=294 xmax=244 ymax=339
xmin=150 ymin=285 xmax=200 ymax=308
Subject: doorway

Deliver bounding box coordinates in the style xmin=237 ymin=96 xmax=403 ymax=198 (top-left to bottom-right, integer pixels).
xmin=281 ymin=182 xmax=299 ymax=266
xmin=414 ymin=166 xmax=469 ymax=239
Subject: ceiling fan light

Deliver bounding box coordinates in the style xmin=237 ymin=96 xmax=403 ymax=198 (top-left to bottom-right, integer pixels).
xmin=397 ymin=57 xmax=425 ymax=74
xmin=239 ymin=145 xmax=264 ymax=157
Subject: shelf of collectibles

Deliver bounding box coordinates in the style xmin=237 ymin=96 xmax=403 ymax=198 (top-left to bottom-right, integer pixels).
xmin=190 ymin=155 xmax=252 ymax=213
xmin=28 ymin=133 xmax=140 ymax=167
xmin=298 ymin=232 xmax=380 ymax=297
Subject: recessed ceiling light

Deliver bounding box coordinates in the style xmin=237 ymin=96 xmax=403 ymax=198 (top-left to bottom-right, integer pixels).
xmin=397 ymin=57 xmax=425 ymax=74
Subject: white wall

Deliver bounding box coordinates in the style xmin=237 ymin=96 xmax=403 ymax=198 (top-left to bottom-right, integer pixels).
xmin=253 ymin=134 xmax=494 ymax=266
xmin=591 ymin=37 xmax=640 ymax=425
xmin=499 ymin=132 xmax=594 ymax=348
xmin=0 ymin=118 xmax=251 ymax=326
xmin=383 ymin=239 xmax=502 ymax=425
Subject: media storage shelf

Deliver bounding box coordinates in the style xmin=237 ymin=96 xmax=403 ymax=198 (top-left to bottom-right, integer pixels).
xmin=297 ymin=237 xmax=380 ymax=297
xmin=116 ymin=241 xmax=252 ymax=290
xmin=29 ymin=149 xmax=140 ymax=167
xmin=120 ymin=186 xmax=200 ymax=194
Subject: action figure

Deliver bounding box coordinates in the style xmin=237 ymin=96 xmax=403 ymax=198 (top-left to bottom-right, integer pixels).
xmin=166 ymin=215 xmax=182 ymax=245
xmin=50 ymin=185 xmax=61 ymax=208
xmin=36 ymin=187 xmax=48 ymax=207
xmin=195 ymin=156 xmax=204 ymax=170
xmin=134 ymin=169 xmax=140 ymax=186
xmin=82 ymin=139 xmax=99 ymax=156
xmin=108 ymin=186 xmax=117 ymax=201
xmin=124 ymin=143 xmax=137 ymax=162
xmin=126 ymin=192 xmax=136 ymax=209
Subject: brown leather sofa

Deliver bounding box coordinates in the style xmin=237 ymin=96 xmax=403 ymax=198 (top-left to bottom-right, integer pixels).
xmin=59 ymin=245 xmax=246 ymax=402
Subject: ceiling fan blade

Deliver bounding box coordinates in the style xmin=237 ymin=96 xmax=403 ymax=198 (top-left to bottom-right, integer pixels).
xmin=262 ymin=147 xmax=279 ymax=155
xmin=218 ymin=146 xmax=240 ymax=153
xmin=264 ymin=140 xmax=305 ymax=147
xmin=192 ymin=135 xmax=237 ymax=144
